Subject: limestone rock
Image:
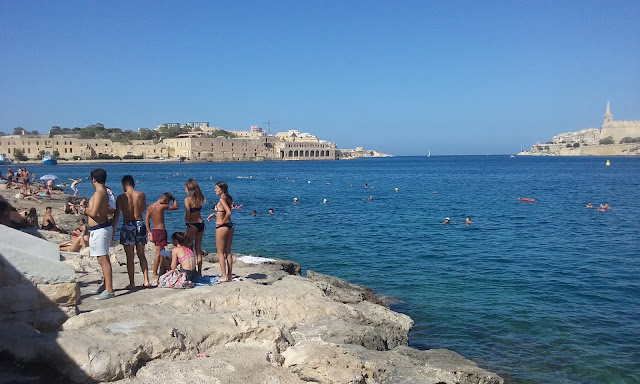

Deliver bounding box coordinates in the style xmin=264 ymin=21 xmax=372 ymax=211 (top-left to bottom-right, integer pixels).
xmin=0 ymin=249 xmax=503 ymax=384
xmin=307 ymin=270 xmax=386 ymax=306
xmin=36 ymin=282 xmax=80 ymax=307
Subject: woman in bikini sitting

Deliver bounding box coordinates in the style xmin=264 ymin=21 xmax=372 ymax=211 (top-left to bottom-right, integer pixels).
xmin=207 ymin=181 xmax=234 ymax=282
xmin=184 ymin=178 xmax=206 ymax=275
xmin=170 ymin=231 xmax=197 ymax=282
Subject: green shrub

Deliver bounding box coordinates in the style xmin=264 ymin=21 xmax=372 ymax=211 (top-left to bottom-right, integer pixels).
xmin=599 ymin=136 xmax=615 ymax=145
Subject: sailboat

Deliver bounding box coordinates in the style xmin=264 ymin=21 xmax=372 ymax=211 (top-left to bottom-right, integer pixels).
xmin=427 ymin=149 xmax=431 ymax=158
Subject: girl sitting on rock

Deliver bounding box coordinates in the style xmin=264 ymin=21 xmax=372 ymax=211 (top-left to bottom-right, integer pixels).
xmin=170 ymin=231 xmax=197 ymax=282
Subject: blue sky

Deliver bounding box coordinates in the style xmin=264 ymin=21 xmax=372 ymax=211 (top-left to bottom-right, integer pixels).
xmin=1 ymin=0 xmax=638 ymax=155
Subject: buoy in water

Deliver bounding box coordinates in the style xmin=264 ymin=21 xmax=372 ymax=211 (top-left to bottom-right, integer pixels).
xmin=606 ymin=160 xmax=611 ymax=166
xmin=394 ymin=188 xmax=398 ymax=192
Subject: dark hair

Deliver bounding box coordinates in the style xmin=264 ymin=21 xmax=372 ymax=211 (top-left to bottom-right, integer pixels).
xmin=79 ymin=218 xmax=86 ymax=223
xmin=216 ymin=181 xmax=233 ymax=206
xmin=91 ymin=168 xmax=107 ymax=184
xmin=121 ymin=175 xmax=135 ymax=187
xmin=162 ymin=192 xmax=174 ymax=202
xmin=171 ymin=231 xmax=188 ymax=246
xmin=46 ymin=206 xmax=52 ymax=211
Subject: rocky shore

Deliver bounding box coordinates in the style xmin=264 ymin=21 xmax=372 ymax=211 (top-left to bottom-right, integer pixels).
xmin=0 ymin=187 xmax=503 ymax=384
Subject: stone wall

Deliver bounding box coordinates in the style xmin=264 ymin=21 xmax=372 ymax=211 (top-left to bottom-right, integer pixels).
xmin=600 ymin=121 xmax=640 ymax=143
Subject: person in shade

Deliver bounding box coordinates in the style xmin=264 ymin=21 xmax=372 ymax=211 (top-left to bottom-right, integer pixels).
xmin=113 ymin=175 xmax=150 ymax=289
xmin=146 ymin=192 xmax=179 ymax=279
xmin=86 ymin=168 xmax=115 ymax=300
xmin=184 ymin=179 xmax=206 ymax=275
xmin=170 ymin=231 xmax=197 ymax=282
xmin=207 ymin=181 xmax=234 ymax=282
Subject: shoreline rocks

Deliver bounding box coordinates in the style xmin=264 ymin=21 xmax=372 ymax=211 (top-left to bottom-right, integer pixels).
xmin=0 ymin=188 xmax=504 ymax=383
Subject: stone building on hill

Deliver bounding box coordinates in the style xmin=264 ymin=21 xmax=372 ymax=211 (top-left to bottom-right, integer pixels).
xmin=521 ymin=102 xmax=640 ymax=156
xmin=600 ymin=101 xmax=640 ymax=143
xmin=0 ymin=126 xmax=336 ymax=162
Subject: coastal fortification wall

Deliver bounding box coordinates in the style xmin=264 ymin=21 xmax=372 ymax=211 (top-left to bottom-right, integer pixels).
xmin=600 ymin=120 xmax=640 ymax=143
xmin=519 ymin=143 xmax=640 ymax=156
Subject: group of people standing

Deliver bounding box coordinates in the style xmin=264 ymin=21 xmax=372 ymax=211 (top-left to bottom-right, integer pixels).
xmin=86 ymin=168 xmax=234 ymax=300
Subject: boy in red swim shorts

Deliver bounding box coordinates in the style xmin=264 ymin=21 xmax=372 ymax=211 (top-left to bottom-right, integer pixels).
xmin=145 ymin=192 xmax=179 ymax=279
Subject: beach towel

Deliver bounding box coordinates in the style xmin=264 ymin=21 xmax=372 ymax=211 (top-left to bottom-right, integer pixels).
xmin=158 ymin=269 xmax=194 ymax=289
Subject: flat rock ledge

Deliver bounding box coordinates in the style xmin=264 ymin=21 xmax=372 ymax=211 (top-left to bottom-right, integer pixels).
xmin=0 ymin=251 xmax=503 ymax=384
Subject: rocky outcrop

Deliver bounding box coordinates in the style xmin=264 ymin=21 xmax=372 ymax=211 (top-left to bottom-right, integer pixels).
xmin=0 ymin=225 xmax=79 ymax=332
xmin=0 ymin=250 xmax=503 ymax=383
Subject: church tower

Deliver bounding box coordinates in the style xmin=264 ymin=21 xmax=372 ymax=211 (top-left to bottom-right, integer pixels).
xmin=603 ymin=101 xmax=613 ymax=124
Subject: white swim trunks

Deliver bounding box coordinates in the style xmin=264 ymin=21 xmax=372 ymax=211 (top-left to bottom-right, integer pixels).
xmin=90 ymin=226 xmax=113 ymax=257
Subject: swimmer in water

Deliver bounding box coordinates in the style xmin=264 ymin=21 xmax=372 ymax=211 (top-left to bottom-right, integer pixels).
xmin=465 ymin=217 xmax=473 ymax=225
xmin=585 ymin=202 xmax=593 ymax=208
xmin=443 ymin=217 xmax=450 ymax=224
xmin=269 ymin=208 xmax=274 ymax=215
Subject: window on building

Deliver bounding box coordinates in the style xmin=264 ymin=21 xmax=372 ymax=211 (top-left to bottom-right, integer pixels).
xmin=65 ymin=148 xmax=68 ymax=153
xmin=70 ymin=148 xmax=72 ymax=153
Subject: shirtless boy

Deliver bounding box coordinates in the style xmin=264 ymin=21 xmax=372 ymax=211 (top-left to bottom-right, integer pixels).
xmin=69 ymin=178 xmax=82 ymax=196
xmin=113 ymin=175 xmax=150 ymax=289
xmin=41 ymin=206 xmax=60 ymax=231
xmin=85 ymin=168 xmax=115 ymax=300
xmin=145 ymin=192 xmax=179 ymax=278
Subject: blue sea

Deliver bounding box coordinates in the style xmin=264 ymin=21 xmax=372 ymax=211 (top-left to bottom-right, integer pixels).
xmin=28 ymin=156 xmax=639 ymax=383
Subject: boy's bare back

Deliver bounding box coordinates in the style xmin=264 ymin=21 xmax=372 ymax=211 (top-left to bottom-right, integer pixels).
xmin=118 ymin=190 xmax=146 ymax=222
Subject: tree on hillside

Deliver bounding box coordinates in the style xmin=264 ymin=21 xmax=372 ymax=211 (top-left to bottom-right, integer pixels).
xmin=53 ymin=150 xmax=60 ymax=158
xmin=29 ymin=130 xmax=39 ymax=135
xmin=573 ymin=142 xmax=580 ymax=148
xmin=13 ymin=127 xmax=26 ymax=135
xmin=0 ymin=131 xmax=7 ymax=136
xmin=599 ymin=136 xmax=615 ymax=145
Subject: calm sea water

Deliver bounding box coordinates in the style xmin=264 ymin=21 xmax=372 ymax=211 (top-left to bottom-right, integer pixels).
xmin=27 ymin=156 xmax=640 ymax=383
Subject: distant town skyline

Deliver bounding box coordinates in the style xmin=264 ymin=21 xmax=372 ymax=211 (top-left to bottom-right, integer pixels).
xmin=1 ymin=1 xmax=638 ymax=155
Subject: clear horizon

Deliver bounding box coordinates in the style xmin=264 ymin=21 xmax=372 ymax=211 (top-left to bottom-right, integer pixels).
xmin=1 ymin=1 xmax=638 ymax=156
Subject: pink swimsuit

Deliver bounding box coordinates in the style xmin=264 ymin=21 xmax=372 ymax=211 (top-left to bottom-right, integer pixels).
xmin=176 ymin=245 xmax=195 ymax=264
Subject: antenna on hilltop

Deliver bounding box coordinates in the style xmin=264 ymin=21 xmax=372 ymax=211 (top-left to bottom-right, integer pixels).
xmin=262 ymin=121 xmax=278 ymax=136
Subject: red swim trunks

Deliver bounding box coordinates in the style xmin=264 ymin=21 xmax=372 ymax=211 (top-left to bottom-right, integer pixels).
xmin=151 ymin=228 xmax=167 ymax=247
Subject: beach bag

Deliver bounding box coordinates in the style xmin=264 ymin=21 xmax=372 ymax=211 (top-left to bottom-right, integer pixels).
xmin=158 ymin=269 xmax=194 ymax=289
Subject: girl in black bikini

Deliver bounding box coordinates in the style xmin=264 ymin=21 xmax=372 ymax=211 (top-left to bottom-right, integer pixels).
xmin=207 ymin=181 xmax=234 ymax=282
xmin=184 ymin=179 xmax=205 ymax=275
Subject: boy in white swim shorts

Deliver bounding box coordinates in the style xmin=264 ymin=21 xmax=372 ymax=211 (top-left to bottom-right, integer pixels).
xmin=85 ymin=168 xmax=116 ymax=300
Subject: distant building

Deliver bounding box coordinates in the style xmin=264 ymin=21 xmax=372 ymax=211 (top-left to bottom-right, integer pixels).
xmin=523 ymin=102 xmax=640 ymax=156
xmin=600 ymin=101 xmax=640 ymax=143
xmin=338 ymin=147 xmax=393 ymax=158
xmin=0 ymin=124 xmax=337 ymax=162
